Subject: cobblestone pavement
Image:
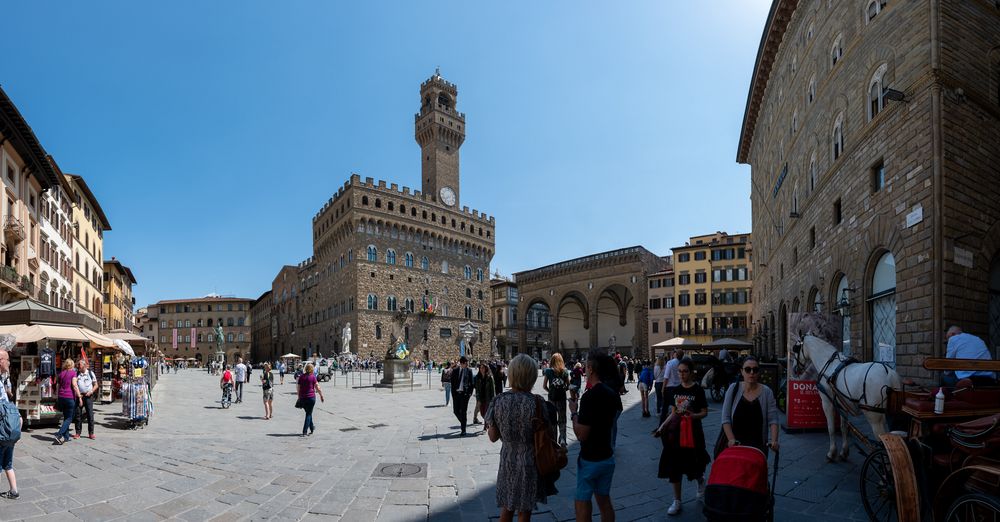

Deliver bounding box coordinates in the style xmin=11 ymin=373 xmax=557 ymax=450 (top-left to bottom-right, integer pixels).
xmin=1 ymin=370 xmax=875 ymax=521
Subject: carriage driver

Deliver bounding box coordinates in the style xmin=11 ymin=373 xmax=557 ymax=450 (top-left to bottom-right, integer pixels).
xmin=944 ymin=325 xmax=997 ymax=387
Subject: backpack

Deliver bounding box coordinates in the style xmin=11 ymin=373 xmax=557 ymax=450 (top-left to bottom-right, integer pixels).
xmin=548 ymin=369 xmax=568 ymax=397
xmin=532 ymin=395 xmax=567 ymax=475
xmin=0 ymin=400 xmax=21 ymax=447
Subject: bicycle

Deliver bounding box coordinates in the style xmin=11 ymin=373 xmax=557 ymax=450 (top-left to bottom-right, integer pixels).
xmin=221 ymin=382 xmax=233 ymax=409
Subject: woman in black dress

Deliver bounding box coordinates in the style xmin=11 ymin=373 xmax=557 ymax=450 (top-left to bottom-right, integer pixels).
xmin=653 ymin=358 xmax=709 ymax=516
xmin=720 ymin=356 xmax=780 ymax=456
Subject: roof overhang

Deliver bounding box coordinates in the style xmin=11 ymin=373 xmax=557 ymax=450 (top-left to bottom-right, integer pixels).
xmin=736 ymin=0 xmax=799 ymax=164
xmin=67 ymin=174 xmax=112 ymax=230
xmin=0 ymin=86 xmax=61 ymax=190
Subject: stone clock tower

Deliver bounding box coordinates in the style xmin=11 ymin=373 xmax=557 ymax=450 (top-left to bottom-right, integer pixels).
xmin=415 ymin=68 xmax=464 ymax=208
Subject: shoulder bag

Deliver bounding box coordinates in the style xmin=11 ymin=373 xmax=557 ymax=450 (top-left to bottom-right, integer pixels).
xmin=532 ymin=394 xmax=568 ymax=475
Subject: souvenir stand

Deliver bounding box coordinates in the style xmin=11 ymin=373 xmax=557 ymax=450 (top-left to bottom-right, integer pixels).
xmin=112 ymin=339 xmax=152 ymax=429
xmin=0 ymin=299 xmax=117 ymax=429
xmin=105 ymin=331 xmax=157 ymax=397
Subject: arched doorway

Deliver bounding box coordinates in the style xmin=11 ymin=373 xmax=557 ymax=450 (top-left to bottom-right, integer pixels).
xmin=870 ymin=252 xmax=896 ymax=367
xmin=557 ymin=293 xmax=588 ymax=355
xmin=778 ymin=302 xmax=788 ymax=359
xmin=597 ymin=285 xmax=635 ymax=355
xmin=834 ymin=274 xmax=852 ymax=355
xmin=525 ymin=301 xmax=551 ymax=359
xmin=989 ymin=253 xmax=1000 ymax=358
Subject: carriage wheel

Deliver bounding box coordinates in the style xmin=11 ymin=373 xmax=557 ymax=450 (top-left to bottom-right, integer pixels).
xmin=944 ymin=493 xmax=1000 ymax=522
xmin=860 ymin=449 xmax=897 ymax=522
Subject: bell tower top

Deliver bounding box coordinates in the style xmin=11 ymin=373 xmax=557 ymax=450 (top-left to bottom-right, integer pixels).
xmin=415 ymin=69 xmax=465 ymax=208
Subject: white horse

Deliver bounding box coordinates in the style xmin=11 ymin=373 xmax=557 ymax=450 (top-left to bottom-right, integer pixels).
xmin=791 ymin=335 xmax=902 ymax=462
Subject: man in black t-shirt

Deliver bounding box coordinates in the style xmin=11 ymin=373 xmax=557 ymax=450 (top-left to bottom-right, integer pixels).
xmin=569 ymin=353 xmax=621 ymax=521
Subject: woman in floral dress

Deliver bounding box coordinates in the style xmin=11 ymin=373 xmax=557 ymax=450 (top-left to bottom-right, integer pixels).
xmin=486 ymin=354 xmax=552 ymax=521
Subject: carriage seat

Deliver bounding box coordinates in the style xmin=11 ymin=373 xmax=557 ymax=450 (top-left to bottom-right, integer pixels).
xmin=931 ymin=413 xmax=1000 ymax=471
xmin=903 ymin=386 xmax=1000 ymax=414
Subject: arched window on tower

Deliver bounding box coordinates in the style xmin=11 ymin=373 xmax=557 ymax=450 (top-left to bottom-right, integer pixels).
xmin=832 ymin=113 xmax=845 ymax=160
xmin=387 ymin=296 xmax=397 ymax=311
xmin=367 ymin=245 xmax=377 ymax=262
xmin=464 ymin=265 xmax=472 ymax=280
xmin=464 ymin=305 xmax=472 ymax=319
xmin=367 ymin=294 xmax=378 ymax=310
xmin=865 ymin=0 xmax=884 ymax=23
xmin=404 ymin=252 xmax=414 ymax=268
xmin=868 ymin=64 xmax=888 ymax=121
xmin=386 ymin=249 xmax=396 ymax=265
xmin=362 ymin=196 xmax=369 ymax=206
xmin=831 ymin=34 xmax=844 ymax=67
xmin=476 ymin=268 xmax=484 ymax=282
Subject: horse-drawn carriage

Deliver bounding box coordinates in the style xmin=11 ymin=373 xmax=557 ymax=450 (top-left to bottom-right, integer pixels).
xmin=691 ymin=353 xmax=741 ymax=402
xmin=790 ymin=335 xmax=1000 ymax=521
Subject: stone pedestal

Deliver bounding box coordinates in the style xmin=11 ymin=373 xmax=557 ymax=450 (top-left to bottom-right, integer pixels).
xmin=376 ymin=358 xmax=421 ymax=389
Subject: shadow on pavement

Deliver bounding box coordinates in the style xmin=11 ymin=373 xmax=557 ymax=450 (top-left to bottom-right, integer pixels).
xmin=266 ymin=433 xmax=304 ymax=437
xmin=424 ymin=404 xmax=446 ymax=409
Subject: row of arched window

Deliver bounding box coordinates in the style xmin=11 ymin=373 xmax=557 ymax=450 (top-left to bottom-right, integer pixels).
xmin=360 ymin=195 xmax=492 ymax=239
xmin=158 ymin=333 xmax=245 ymax=344
xmin=160 ymin=317 xmax=247 ymax=328
xmin=366 ymin=293 xmax=485 ymax=320
xmin=366 ymin=245 xmax=485 ymax=280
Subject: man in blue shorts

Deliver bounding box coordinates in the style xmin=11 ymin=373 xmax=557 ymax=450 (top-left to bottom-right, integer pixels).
xmin=569 ymin=353 xmax=621 ymax=521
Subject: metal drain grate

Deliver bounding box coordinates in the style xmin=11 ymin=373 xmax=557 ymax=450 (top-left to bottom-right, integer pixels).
xmin=371 ymin=463 xmax=427 ymax=478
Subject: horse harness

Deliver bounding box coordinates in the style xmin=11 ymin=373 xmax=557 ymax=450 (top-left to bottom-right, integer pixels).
xmin=815 ymin=352 xmax=890 ymax=415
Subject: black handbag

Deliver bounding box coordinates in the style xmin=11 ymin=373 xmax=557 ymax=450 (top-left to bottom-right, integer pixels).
xmin=294 ymin=398 xmax=304 ymax=409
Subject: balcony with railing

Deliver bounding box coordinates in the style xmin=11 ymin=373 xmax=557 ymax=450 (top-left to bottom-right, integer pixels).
xmin=3 ymin=215 xmax=24 ymax=244
xmin=711 ymin=328 xmax=749 ymax=337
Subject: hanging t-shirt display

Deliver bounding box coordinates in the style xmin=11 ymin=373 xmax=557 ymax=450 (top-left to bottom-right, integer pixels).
xmin=38 ymin=349 xmax=56 ymax=377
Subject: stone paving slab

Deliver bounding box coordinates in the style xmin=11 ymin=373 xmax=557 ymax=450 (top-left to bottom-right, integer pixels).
xmin=0 ymin=370 xmax=872 ymax=521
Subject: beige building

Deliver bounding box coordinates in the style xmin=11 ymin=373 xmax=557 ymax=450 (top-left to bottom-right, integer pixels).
xmin=490 ymin=276 xmax=519 ymax=359
xmin=0 ymin=87 xmax=64 ymax=305
xmin=249 ymin=290 xmax=274 ymax=363
xmin=146 ymin=297 xmax=254 ymax=364
xmin=65 ymin=174 xmax=109 ymax=326
xmin=647 ymin=261 xmax=675 ymax=354
xmin=267 ymin=72 xmax=495 ymax=363
xmin=671 ymin=233 xmax=752 ymax=345
xmin=103 ymin=257 xmax=136 ymax=332
xmin=740 ymin=1 xmax=1000 ymax=378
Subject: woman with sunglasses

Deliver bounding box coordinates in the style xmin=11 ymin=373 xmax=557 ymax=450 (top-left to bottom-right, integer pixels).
xmin=720 ymin=356 xmax=779 ymax=456
xmin=653 ymin=358 xmax=709 ymax=516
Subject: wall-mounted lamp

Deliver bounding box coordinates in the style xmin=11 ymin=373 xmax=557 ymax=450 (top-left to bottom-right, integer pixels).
xmin=883 ymin=88 xmax=907 ymax=103
xmin=837 ymin=287 xmax=857 ymax=317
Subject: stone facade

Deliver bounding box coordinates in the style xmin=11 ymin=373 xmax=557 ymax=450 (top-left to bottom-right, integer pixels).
xmin=263 ymin=73 xmax=494 ymax=364
xmin=65 ymin=174 xmax=109 ymax=325
xmin=146 ymin=297 xmax=254 ymax=364
xmin=514 ymin=246 xmax=669 ymax=360
xmin=249 ymin=290 xmax=273 ymax=363
xmin=739 ymin=0 xmax=1000 ymax=380
xmin=102 ymin=257 xmax=136 ymax=332
xmin=490 ymin=277 xmax=519 ymax=359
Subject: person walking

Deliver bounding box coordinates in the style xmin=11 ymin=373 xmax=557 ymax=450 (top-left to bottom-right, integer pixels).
xmin=73 ymin=360 xmax=97 ymax=440
xmin=637 ymin=362 xmax=653 ymax=418
xmin=279 ymin=361 xmax=286 ymax=385
xmin=0 ymin=348 xmax=20 ymax=500
xmin=569 ymin=362 xmax=584 ymax=402
xmin=569 ymin=353 xmax=621 ymax=522
xmin=296 ymin=363 xmax=324 ymax=436
xmin=233 ymin=358 xmax=247 ymax=404
xmin=653 ymin=355 xmax=666 ymax=415
xmin=450 ymin=357 xmax=474 ymax=436
xmin=54 ymin=359 xmax=78 ymax=445
xmin=473 ymin=361 xmax=496 ymax=428
xmin=665 ymin=350 xmax=683 ymax=388
xmin=721 ymin=356 xmax=780 ymax=456
xmin=654 ymin=358 xmax=710 ymax=515
xmin=542 ymin=353 xmax=570 ymax=446
xmin=261 ymin=363 xmax=274 ymax=420
xmin=442 ymin=361 xmax=454 ymax=406
xmin=485 ymin=354 xmax=555 ymax=522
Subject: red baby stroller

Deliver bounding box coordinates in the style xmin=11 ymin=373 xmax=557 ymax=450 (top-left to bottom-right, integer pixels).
xmin=703 ymin=446 xmax=779 ymax=522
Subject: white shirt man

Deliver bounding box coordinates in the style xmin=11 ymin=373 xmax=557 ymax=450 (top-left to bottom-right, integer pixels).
xmin=945 ymin=326 xmax=995 ymax=383
xmin=665 ymin=351 xmax=683 ymax=387
xmin=233 ymin=360 xmax=247 ymax=403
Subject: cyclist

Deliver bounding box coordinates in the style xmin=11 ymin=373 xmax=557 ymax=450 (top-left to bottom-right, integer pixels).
xmin=220 ymin=365 xmax=234 ymax=405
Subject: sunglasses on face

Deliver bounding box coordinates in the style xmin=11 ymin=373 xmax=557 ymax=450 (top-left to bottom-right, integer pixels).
xmin=677 ymin=369 xmax=690 ymax=373
xmin=743 ymin=367 xmax=759 ymax=374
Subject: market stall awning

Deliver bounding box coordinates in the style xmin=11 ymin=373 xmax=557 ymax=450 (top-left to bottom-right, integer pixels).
xmin=0 ymin=323 xmax=123 ymax=349
xmin=652 ymin=337 xmax=700 ymax=347
xmin=702 ymin=338 xmax=753 ymax=348
xmin=105 ymin=331 xmax=149 ymax=343
xmin=79 ymin=329 xmax=117 ymax=348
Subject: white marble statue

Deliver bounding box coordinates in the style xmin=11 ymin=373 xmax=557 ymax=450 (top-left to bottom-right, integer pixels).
xmin=342 ymin=323 xmax=352 ymax=353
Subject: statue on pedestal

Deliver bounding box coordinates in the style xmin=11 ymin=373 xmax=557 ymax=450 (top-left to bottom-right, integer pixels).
xmin=342 ymin=323 xmax=352 ymax=354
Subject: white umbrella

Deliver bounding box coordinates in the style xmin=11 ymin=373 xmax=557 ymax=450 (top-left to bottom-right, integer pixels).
xmin=281 ymin=353 xmax=301 ymax=358
xmin=114 ymin=339 xmax=136 ymax=358
xmin=652 ymin=337 xmax=700 ymax=347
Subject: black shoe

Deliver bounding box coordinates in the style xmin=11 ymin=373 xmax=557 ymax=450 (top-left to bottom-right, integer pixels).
xmin=52 ymin=439 xmax=63 ymax=446
xmin=1 ymin=490 xmax=19 ymax=500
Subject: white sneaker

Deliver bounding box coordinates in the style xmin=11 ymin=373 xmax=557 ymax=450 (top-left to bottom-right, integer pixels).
xmin=697 ymin=480 xmax=706 ymax=502
xmin=667 ymin=499 xmax=682 ymax=516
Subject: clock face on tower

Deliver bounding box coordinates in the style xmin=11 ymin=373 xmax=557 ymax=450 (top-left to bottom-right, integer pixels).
xmin=439 ymin=187 xmax=456 ymax=207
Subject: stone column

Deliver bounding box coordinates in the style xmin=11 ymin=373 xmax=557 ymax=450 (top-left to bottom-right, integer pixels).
xmin=589 ymin=307 xmax=599 ymax=350
xmin=518 ymin=319 xmax=527 ymax=357
xmin=550 ymin=312 xmax=560 ymax=354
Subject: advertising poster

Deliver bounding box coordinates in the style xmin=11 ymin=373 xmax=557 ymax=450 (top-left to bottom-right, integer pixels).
xmin=786 ymin=312 xmax=841 ymax=430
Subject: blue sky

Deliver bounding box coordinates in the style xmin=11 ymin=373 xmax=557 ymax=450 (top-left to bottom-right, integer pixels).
xmin=3 ymin=1 xmax=770 ymax=308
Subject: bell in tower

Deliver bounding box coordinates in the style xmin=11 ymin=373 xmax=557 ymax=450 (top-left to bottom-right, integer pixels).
xmin=415 ymin=68 xmax=464 ymax=208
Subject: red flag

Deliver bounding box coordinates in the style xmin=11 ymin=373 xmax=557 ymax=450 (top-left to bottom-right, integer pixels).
xmin=80 ymin=347 xmax=89 ymax=366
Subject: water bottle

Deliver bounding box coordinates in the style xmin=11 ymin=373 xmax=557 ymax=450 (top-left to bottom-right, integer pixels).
xmin=934 ymin=387 xmax=945 ymax=415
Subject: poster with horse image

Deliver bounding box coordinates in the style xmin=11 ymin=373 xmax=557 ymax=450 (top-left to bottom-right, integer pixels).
xmin=786 ymin=312 xmax=841 ymax=430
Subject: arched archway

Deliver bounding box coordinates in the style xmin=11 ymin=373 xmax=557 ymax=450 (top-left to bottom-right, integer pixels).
xmin=597 ymin=284 xmax=635 ymax=355
xmin=557 ymin=292 xmax=589 ymax=354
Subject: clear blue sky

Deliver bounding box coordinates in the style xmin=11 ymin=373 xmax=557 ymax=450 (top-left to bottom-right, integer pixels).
xmin=3 ymin=1 xmax=770 ymax=308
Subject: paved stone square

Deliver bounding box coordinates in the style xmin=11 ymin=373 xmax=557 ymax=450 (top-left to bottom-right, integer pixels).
xmin=2 ymin=370 xmax=874 ymax=521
